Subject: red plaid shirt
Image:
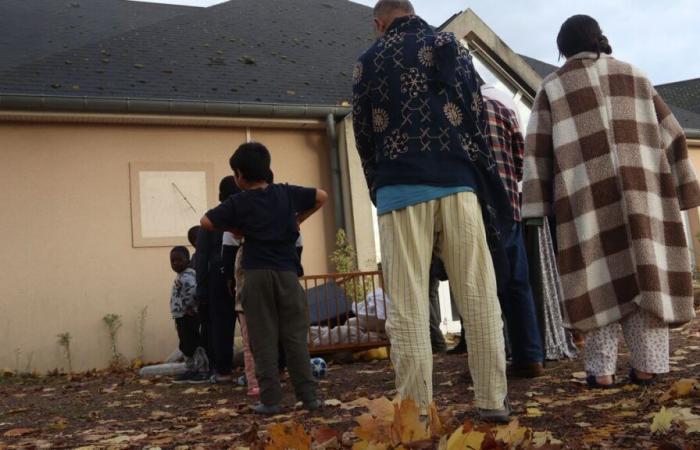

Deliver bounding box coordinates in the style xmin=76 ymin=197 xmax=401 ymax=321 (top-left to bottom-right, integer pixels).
xmin=484 ymin=98 xmax=525 ymax=222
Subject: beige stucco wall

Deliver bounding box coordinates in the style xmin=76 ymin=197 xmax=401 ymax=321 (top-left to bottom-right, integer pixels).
xmin=0 ymin=120 xmax=334 ymax=372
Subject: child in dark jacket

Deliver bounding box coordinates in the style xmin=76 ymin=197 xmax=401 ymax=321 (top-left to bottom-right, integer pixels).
xmin=201 ymin=142 xmax=327 ymax=415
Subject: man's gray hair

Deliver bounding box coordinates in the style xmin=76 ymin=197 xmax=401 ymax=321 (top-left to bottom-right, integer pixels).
xmin=373 ymin=0 xmax=415 ymax=18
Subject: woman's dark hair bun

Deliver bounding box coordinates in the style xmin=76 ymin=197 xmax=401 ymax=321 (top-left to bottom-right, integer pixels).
xmin=597 ymin=35 xmax=613 ymax=55
xmin=557 ymin=15 xmax=612 ymax=59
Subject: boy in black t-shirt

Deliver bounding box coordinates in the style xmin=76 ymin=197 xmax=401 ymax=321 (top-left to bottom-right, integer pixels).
xmin=201 ymin=142 xmax=327 ymax=415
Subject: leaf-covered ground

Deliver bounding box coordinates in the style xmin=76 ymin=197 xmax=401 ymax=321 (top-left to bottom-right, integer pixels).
xmin=1 ymin=317 xmax=699 ymax=449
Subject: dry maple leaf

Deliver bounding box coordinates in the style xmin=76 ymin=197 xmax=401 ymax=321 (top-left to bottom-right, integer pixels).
xmin=367 ymin=397 xmax=396 ymax=421
xmin=650 ymin=407 xmax=676 ymax=434
xmin=446 ymin=422 xmax=485 ymax=450
xmin=3 ymin=428 xmax=36 ymax=437
xmin=494 ymin=420 xmax=529 ymax=446
xmin=354 ymin=413 xmax=393 ymax=443
xmin=390 ymin=399 xmax=430 ymax=446
xmin=660 ymin=378 xmax=699 ymax=402
xmin=266 ymin=421 xmax=311 ymax=450
xmin=428 ymin=403 xmax=443 ymax=436
xmin=672 ymin=407 xmax=700 ymax=435
xmin=239 ymin=422 xmax=261 ymax=445
xmin=341 ymin=397 xmax=371 ymax=410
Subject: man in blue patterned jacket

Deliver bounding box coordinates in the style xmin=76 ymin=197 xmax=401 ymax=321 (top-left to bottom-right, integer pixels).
xmin=352 ymin=0 xmax=512 ymax=422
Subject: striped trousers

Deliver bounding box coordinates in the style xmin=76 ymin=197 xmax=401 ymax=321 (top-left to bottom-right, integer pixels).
xmin=379 ymin=192 xmax=507 ymax=410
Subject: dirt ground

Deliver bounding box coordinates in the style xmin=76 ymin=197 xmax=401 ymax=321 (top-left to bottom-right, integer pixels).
xmin=1 ymin=319 xmax=699 ymax=449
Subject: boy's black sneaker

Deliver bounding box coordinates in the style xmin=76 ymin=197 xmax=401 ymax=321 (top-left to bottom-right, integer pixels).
xmin=253 ymin=403 xmax=282 ymax=416
xmin=173 ymin=371 xmax=196 ymax=384
xmin=188 ymin=372 xmax=212 ymax=384
xmin=303 ymin=399 xmax=322 ymax=412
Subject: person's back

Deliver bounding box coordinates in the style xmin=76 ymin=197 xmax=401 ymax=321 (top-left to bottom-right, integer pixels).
xmin=522 ymin=14 xmax=700 ymax=389
xmin=225 ymin=184 xmax=307 ymax=275
xmin=354 ymin=15 xmax=507 ymax=204
xmin=352 ymin=0 xmax=511 ymax=423
xmin=201 ymin=142 xmax=327 ymax=415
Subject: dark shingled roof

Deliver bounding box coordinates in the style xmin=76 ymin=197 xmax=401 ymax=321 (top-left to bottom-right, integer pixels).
xmin=518 ymin=54 xmax=558 ymax=79
xmin=656 ymin=78 xmax=700 ymax=116
xmin=0 ymin=0 xmax=198 ymax=73
xmin=0 ymin=0 xmax=375 ymax=106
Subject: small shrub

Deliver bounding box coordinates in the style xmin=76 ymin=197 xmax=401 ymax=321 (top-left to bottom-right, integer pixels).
xmin=330 ymin=229 xmax=372 ymax=303
xmin=102 ymin=313 xmax=124 ymax=368
xmin=56 ymin=332 xmax=73 ymax=373
xmin=134 ymin=306 xmax=148 ymax=367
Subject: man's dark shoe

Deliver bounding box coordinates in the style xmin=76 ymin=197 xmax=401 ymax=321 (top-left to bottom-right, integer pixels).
xmin=446 ymin=340 xmax=467 ymax=355
xmin=507 ymin=362 xmax=544 ymax=378
xmin=478 ymin=397 xmax=512 ymax=424
xmin=253 ymin=403 xmax=282 ymax=416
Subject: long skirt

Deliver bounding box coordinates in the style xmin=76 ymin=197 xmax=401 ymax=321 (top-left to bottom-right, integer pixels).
xmin=523 ymin=217 xmax=578 ymax=360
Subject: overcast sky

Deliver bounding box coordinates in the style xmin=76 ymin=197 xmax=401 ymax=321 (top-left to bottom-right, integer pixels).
xmin=137 ymin=0 xmax=699 ymax=85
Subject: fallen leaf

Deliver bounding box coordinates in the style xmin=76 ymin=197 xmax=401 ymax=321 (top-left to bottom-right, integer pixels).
xmin=446 ymin=423 xmax=485 ymax=450
xmin=312 ymin=427 xmax=342 ymax=449
xmin=531 ymin=431 xmax=562 ymax=446
xmin=354 ymin=413 xmax=392 ymax=444
xmin=3 ymin=428 xmax=36 ymax=437
xmin=101 ymin=434 xmax=147 ymax=444
xmin=494 ymin=420 xmax=529 ymax=446
xmin=674 ymin=407 xmax=700 ymax=435
xmin=267 ymin=421 xmax=311 ymax=450
xmin=428 ymin=403 xmax=443 ymax=436
xmin=367 ymin=397 xmax=396 ymax=421
xmin=651 ymin=407 xmax=675 ymax=434
xmin=571 ymin=371 xmax=587 ymax=380
xmin=526 ymin=407 xmax=543 ymax=417
xmin=150 ymin=410 xmax=174 ymax=420
xmin=324 ymin=399 xmax=342 ymax=407
xmin=187 ymin=424 xmax=203 ymax=434
xmin=200 ymin=408 xmax=238 ymax=418
xmin=341 ymin=397 xmax=371 ymax=411
xmin=661 ymin=378 xmax=699 ymax=402
xmin=586 ymin=402 xmax=616 ymax=410
xmin=390 ymin=399 xmax=429 ymax=445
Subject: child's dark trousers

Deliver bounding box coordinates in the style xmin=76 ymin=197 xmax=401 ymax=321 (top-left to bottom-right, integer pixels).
xmin=242 ymin=270 xmax=317 ymax=406
xmin=175 ymin=314 xmax=201 ymax=358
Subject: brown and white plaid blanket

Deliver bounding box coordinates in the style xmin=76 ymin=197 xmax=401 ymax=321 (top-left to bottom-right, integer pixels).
xmin=522 ymin=52 xmax=700 ymax=331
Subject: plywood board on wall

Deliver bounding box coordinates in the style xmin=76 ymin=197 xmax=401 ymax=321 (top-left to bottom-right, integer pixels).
xmin=130 ymin=161 xmax=216 ymax=247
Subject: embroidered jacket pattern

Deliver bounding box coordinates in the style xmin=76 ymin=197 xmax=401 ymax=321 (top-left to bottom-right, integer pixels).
xmin=352 ymin=16 xmax=514 ymax=262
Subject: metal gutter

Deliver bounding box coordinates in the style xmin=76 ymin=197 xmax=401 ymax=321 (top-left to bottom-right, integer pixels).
xmin=0 ymin=94 xmax=351 ymax=119
xmin=686 ymin=129 xmax=700 ymax=140
xmin=326 ymin=113 xmax=346 ymax=231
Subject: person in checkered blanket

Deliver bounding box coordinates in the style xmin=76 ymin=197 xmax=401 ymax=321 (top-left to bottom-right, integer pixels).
xmin=522 ymin=15 xmax=700 ymax=388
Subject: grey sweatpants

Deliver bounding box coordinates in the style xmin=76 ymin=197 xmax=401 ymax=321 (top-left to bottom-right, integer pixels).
xmin=241 ymin=270 xmax=317 ymax=406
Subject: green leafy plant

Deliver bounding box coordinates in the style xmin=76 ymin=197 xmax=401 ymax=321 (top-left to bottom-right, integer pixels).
xmin=102 ymin=314 xmax=124 ymax=368
xmin=56 ymin=332 xmax=73 ymax=373
xmin=136 ymin=306 xmax=148 ymax=363
xmin=330 ymin=229 xmax=357 ymax=274
xmin=330 ymin=229 xmax=372 ymax=303
xmin=13 ymin=348 xmax=21 ymax=375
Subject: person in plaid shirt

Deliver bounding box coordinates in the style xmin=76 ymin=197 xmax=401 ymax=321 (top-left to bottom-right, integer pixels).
xmin=482 ymin=91 xmax=545 ymax=378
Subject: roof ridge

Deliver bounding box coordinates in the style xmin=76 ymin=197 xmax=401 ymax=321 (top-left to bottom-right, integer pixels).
xmin=655 ymin=77 xmax=700 ymax=88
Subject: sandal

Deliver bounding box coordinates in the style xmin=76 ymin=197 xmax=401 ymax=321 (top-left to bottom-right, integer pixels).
xmin=586 ymin=375 xmax=617 ymax=389
xmin=629 ymin=368 xmax=658 ymax=386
